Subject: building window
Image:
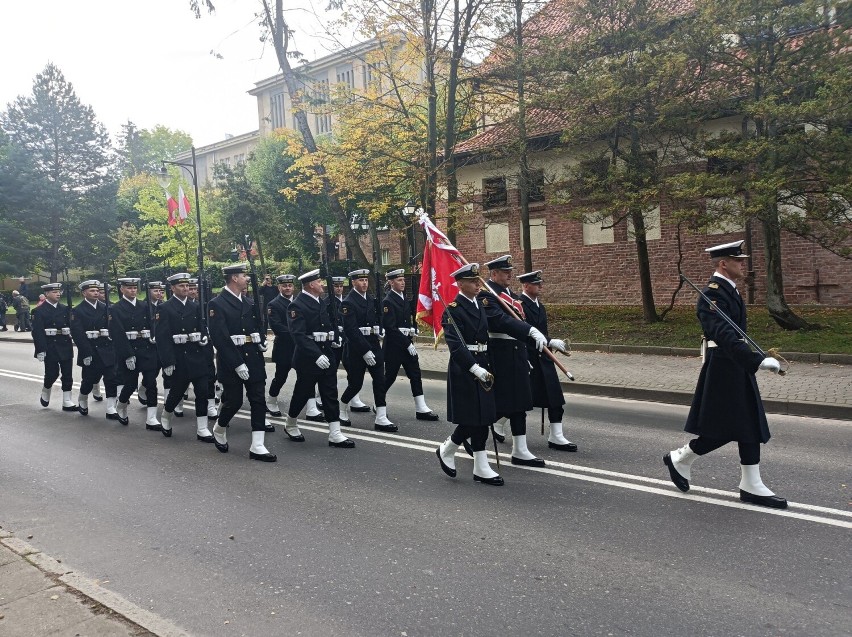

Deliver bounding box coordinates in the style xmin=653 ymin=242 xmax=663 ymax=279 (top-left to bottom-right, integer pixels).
xmin=582 ymin=216 xmax=614 ymax=245
xmin=483 ymin=177 xmax=507 ymax=210
xmin=363 ymin=63 xmax=382 ymax=91
xmin=484 ymin=221 xmax=509 ymax=253
xmin=313 ymin=79 xmax=332 ymax=134
xmin=270 ymin=92 xmax=285 ymax=129
xmin=381 ymin=249 xmax=391 ymax=265
xmin=528 ymin=170 xmax=545 ymax=203
xmin=336 ymin=65 xmax=355 ymax=92
xmin=627 ymin=206 xmax=661 ymax=242
xmin=521 ymin=218 xmax=547 ymax=249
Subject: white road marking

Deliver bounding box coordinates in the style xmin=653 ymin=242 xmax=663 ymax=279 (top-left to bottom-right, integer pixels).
xmin=1 ymin=367 xmax=849 ymax=529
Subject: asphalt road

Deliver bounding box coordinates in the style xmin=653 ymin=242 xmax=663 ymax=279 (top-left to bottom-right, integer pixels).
xmin=0 ymin=341 xmax=850 ymax=636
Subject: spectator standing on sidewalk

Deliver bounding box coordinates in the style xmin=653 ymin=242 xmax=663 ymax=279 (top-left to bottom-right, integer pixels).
xmin=0 ymin=293 xmax=8 ymax=331
xmin=12 ymin=290 xmax=31 ymax=331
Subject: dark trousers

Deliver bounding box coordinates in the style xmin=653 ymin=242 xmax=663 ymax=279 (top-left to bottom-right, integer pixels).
xmin=17 ymin=312 xmax=31 ymax=331
xmin=384 ymin=350 xmax=423 ymax=396
xmin=501 ymin=411 xmax=527 ymax=436
xmin=206 ymin=355 xmax=217 ymax=398
xmin=80 ymin=362 xmax=117 ymax=397
xmin=341 ymin=352 xmax=386 ymax=407
xmin=288 ymin=367 xmax=340 ymax=423
xmin=451 ymin=425 xmax=489 ymax=452
xmin=119 ymin=367 xmax=158 ymax=405
xmin=689 ymin=437 xmax=760 ymax=465
xmin=165 ymin=373 xmax=209 ymax=415
xmin=44 ymin=358 xmax=74 ymax=391
xmin=218 ymin=379 xmax=265 ymax=431
xmin=547 ymin=406 xmax=564 ymax=422
xmin=268 ymin=362 xmax=292 ymax=397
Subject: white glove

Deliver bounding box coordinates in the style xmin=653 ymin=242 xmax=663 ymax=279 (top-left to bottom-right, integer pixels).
xmin=316 ymin=355 xmax=331 ymax=370
xmin=235 ymin=364 xmax=249 ymax=380
xmin=258 ymin=342 xmax=268 ymax=352
xmin=83 ymin=356 xmax=92 ymax=366
xmin=163 ymin=365 xmax=175 ymax=376
xmin=548 ymin=338 xmax=566 ymax=353
xmin=759 ymin=357 xmax=781 ymax=374
xmin=200 ymin=336 xmax=208 ymax=346
xmin=407 ymin=344 xmax=418 ymax=357
xmin=37 ymin=352 xmax=46 ymax=363
xmin=363 ymin=351 xmax=377 ymax=366
xmin=469 ymin=364 xmax=490 ymax=382
xmin=528 ymin=327 xmax=547 ymax=352
xmin=126 ymin=356 xmax=136 ymax=370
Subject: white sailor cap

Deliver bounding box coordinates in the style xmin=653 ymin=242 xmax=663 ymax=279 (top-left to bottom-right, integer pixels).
xmin=167 ymin=273 xmax=191 ymax=285
xmin=276 ymin=274 xmax=297 ymax=284
xmin=517 ymin=270 xmax=542 ymax=284
xmin=331 ymin=276 xmax=346 ymax=284
xmin=79 ymin=279 xmax=101 ymax=291
xmin=385 ymin=268 xmax=405 ymax=280
xmin=485 ymin=255 xmax=513 ymax=270
xmin=451 ymin=263 xmax=480 ymax=280
xmin=117 ymin=277 xmax=141 ymax=287
xmin=187 ymin=278 xmax=199 ymax=286
xmin=222 ymin=263 xmax=249 ymax=275
xmin=705 ymin=240 xmax=748 ymax=259
xmin=41 ymin=283 xmax=63 ymax=291
xmin=299 ymin=269 xmax=322 ymax=284
xmin=147 ymin=280 xmax=166 ymax=290
xmin=348 ymin=269 xmax=370 ymax=279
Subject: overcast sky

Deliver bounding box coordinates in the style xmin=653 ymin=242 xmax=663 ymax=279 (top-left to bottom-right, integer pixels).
xmin=1 ymin=0 xmax=350 ymax=148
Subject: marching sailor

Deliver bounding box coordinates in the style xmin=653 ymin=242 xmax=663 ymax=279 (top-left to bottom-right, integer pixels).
xmin=110 ymin=277 xmax=161 ymax=428
xmin=478 ymin=255 xmax=549 ymax=467
xmin=338 ymin=269 xmax=397 ymax=432
xmin=381 ymin=269 xmax=438 ymax=421
xmin=265 ymin=274 xmax=296 ymax=417
xmin=188 ymin=277 xmax=219 ymax=422
xmin=32 ymin=282 xmax=77 ymax=412
xmin=664 ymin=240 xmax=786 ymax=508
xmin=284 ymin=269 xmax=354 ymax=448
xmin=154 ymin=273 xmax=213 ymax=441
xmin=518 ymin=270 xmax=577 ymax=451
xmin=330 ymin=276 xmax=370 ymax=415
xmin=70 ymin=280 xmax=118 ymax=418
xmin=140 ymin=281 xmax=183 ymax=417
xmin=207 ymin=263 xmax=276 ymax=462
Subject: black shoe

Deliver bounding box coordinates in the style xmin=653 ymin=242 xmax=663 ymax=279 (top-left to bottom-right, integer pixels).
xmin=493 ymin=432 xmax=506 ymax=444
xmin=511 ymin=455 xmax=546 ymax=468
xmin=197 ymin=433 xmax=215 ymax=443
xmin=436 ymin=447 xmax=457 ymax=478
xmin=264 ymin=423 xmax=276 ymax=433
xmin=249 ymin=451 xmax=277 ymax=462
xmin=118 ymin=415 xmax=129 ymax=426
xmin=374 ymin=423 xmax=399 ymax=433
xmin=548 ymin=441 xmax=578 ymax=452
xmin=208 ymin=412 xmax=219 ymax=421
xmin=305 ymin=413 xmax=325 ymax=423
xmin=214 ymin=438 xmax=229 ymax=453
xmin=92 ymin=395 xmax=104 ymax=402
xmin=473 ymin=474 xmax=504 ymax=486
xmin=161 ymin=428 xmax=173 ymax=438
xmin=416 ymin=411 xmax=439 ymax=421
xmin=105 ymin=412 xmax=119 ymax=421
xmin=739 ymin=490 xmax=787 ymax=509
xmin=284 ymin=429 xmax=305 ymax=442
xmin=339 ymin=418 xmax=352 ymax=427
xmin=173 ymin=410 xmax=184 ymax=418
xmin=462 ymin=440 xmax=473 ymax=457
xmin=350 ymin=405 xmax=371 ymax=413
xmin=266 ymin=407 xmax=282 ymax=417
xmin=663 ymin=453 xmax=689 ymax=493
xmin=78 ymin=406 xmax=88 ymax=416
xmin=62 ymin=405 xmax=79 ymax=412
xmin=329 ymin=439 xmax=355 ymax=448
xmin=39 ymin=397 xmax=49 ymax=407
xmin=146 ymin=423 xmax=163 ymax=431
xmin=315 ymin=401 xmax=324 ymax=410
xmin=137 ymin=396 xmax=146 ymax=407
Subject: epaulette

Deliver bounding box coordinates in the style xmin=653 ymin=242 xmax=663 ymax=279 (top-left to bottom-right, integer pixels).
xmin=707 ymin=282 xmax=719 ymax=289
xmin=482 ymin=297 xmax=489 ymax=306
xmin=449 ymin=302 xmax=457 ymax=307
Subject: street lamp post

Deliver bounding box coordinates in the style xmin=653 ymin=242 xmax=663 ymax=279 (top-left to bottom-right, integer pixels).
xmin=157 ymin=147 xmax=205 ymax=319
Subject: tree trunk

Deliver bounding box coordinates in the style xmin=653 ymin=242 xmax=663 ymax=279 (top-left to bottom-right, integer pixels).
xmin=422 ymin=0 xmax=438 ymax=220
xmin=762 ymin=202 xmax=810 ymax=330
xmin=255 ymin=235 xmax=267 ymax=274
xmin=515 ymin=0 xmax=533 ymax=273
xmin=630 ymin=207 xmax=660 ymax=323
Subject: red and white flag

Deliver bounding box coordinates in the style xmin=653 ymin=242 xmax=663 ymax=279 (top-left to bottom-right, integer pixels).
xmin=164 ymin=189 xmax=178 ymax=227
xmin=177 ymin=186 xmax=190 ymax=224
xmin=416 ymin=213 xmax=465 ymax=342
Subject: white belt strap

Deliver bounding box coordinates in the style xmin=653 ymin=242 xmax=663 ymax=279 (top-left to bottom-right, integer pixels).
xmin=466 ymin=343 xmax=488 ymax=352
xmin=359 ymin=326 xmax=372 ymax=336
xmin=230 ymin=335 xmax=246 ymax=346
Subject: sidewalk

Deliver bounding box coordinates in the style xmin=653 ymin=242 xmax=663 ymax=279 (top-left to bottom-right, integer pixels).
xmin=0 ymin=530 xmax=186 ymax=636
xmin=3 ymin=330 xmax=849 ymax=420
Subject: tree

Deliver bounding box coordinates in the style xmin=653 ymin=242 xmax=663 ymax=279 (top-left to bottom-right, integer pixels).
xmin=672 ymin=0 xmax=851 ymax=329
xmin=1 ymin=63 xmax=113 ymax=281
xmin=116 ymin=121 xmax=192 ymax=177
xmin=0 ymin=130 xmax=43 ymax=274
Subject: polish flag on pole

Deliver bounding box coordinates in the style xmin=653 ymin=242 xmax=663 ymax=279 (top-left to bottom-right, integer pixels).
xmin=164 ymin=190 xmax=178 ymax=227
xmin=415 ymin=212 xmax=465 ymax=343
xmin=177 ymin=186 xmax=190 ymax=224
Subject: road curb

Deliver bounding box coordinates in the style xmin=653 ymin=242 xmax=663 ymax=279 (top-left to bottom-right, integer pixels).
xmin=0 ymin=534 xmax=189 ymax=637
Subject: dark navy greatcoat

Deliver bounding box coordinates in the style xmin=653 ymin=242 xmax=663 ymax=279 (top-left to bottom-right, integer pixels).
xmin=267 ymin=294 xmax=296 ymax=366
xmin=70 ymin=300 xmax=116 ymax=368
xmin=207 ymin=289 xmax=267 ymax=385
xmin=381 ymin=290 xmax=414 ymax=357
xmin=109 ymin=297 xmax=159 ymax=371
xmin=32 ymin=301 xmax=74 ymax=361
xmin=341 ymin=290 xmax=382 ymax=363
xmin=154 ymin=296 xmax=209 ymax=380
xmin=684 ymin=275 xmax=769 ymax=444
xmin=477 ymin=281 xmax=534 ymax=415
xmin=520 ymin=294 xmax=564 ymax=409
xmin=287 ymin=292 xmax=336 ymax=371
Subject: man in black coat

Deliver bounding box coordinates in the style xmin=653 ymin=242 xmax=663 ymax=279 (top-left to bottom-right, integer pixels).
xmin=265 ymin=274 xmax=296 ymax=417
xmin=518 ymin=270 xmax=577 ymax=452
xmin=478 ymin=255 xmax=549 ymax=467
xmin=664 ymin=240 xmax=785 ymax=509
xmin=154 ymin=273 xmax=213 ymax=442
xmin=381 ymin=269 xmax=438 ymax=421
xmin=32 ymin=283 xmax=77 ymax=411
xmin=284 ymin=269 xmax=354 ymax=448
xmin=330 ymin=276 xmax=370 ymax=414
xmin=0 ymin=294 xmax=7 ymax=331
xmin=109 ymin=278 xmax=160 ymax=428
xmin=207 ymin=263 xmax=276 ymax=462
xmin=70 ymin=280 xmax=118 ymax=417
xmin=188 ymin=277 xmax=219 ymax=422
xmin=338 ymin=269 xmax=397 ymax=432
